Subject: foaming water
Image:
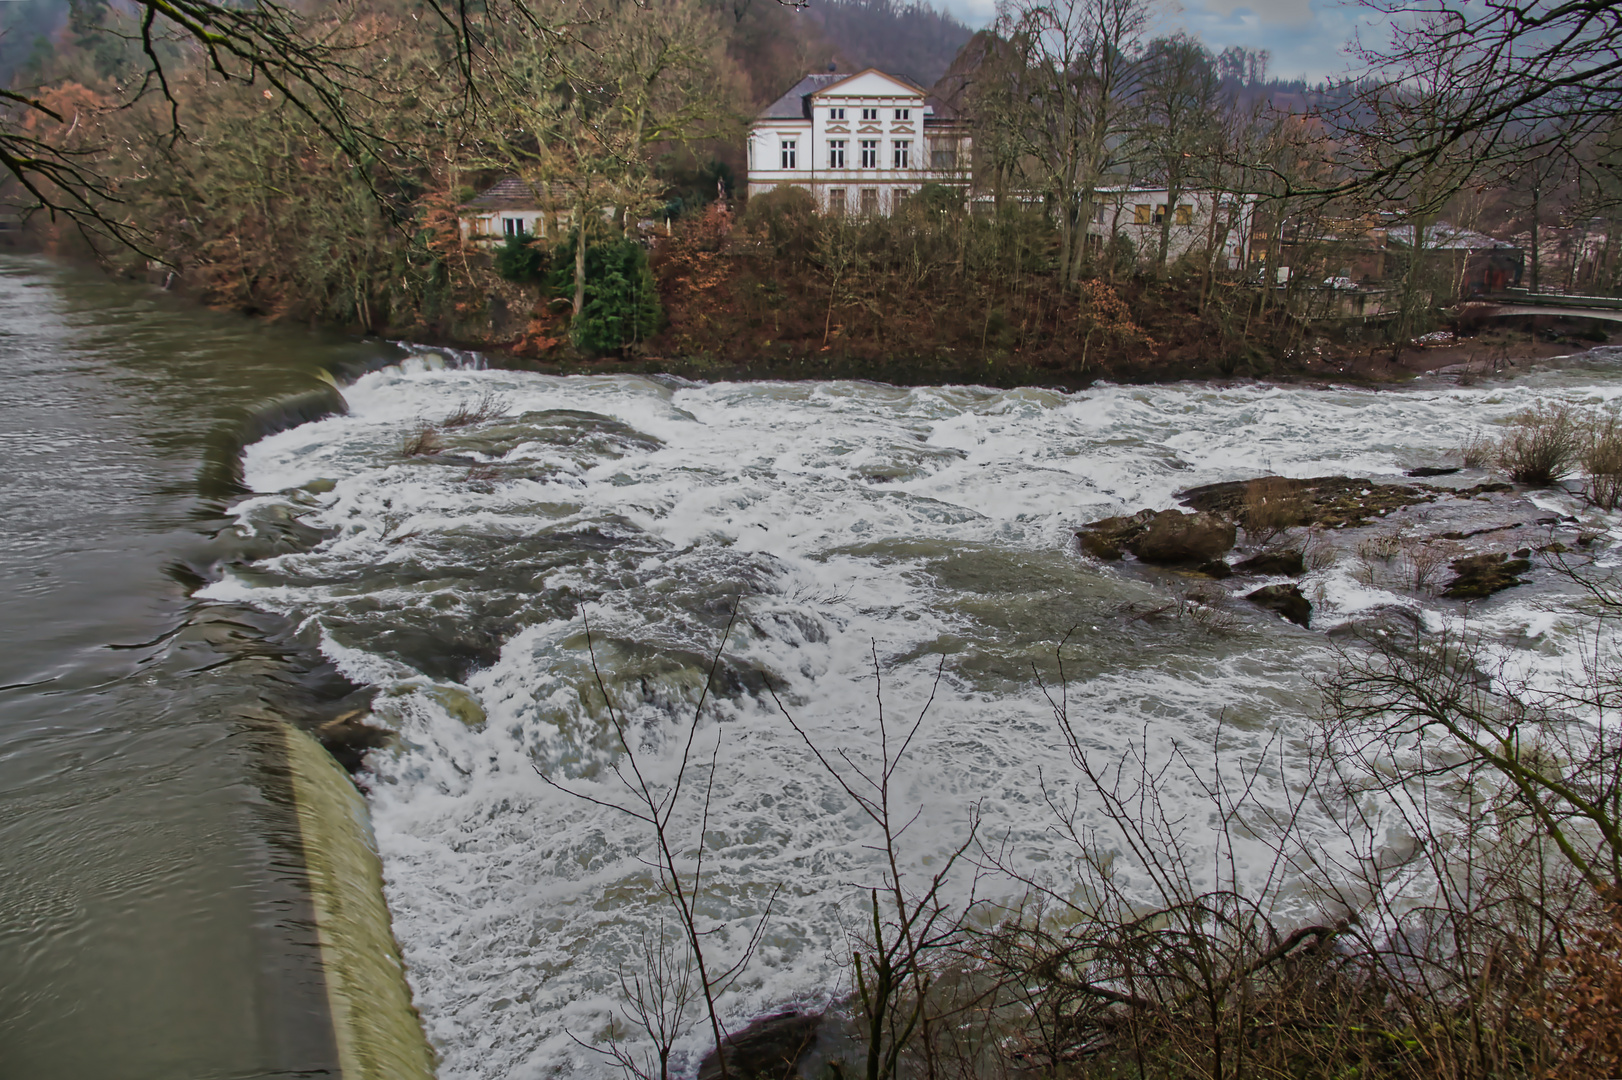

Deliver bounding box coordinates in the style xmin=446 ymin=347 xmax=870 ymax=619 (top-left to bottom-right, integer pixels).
xmin=207 ymin=349 xmax=1622 ymax=1078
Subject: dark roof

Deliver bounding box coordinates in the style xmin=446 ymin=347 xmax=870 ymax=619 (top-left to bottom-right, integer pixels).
xmin=461 ymin=176 xmax=544 ymax=211
xmin=758 ymin=73 xmax=844 ymax=120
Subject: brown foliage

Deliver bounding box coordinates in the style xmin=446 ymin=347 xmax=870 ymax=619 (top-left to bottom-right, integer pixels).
xmin=1241 ymin=476 xmax=1312 ymax=545
xmin=1537 ymin=905 xmax=1622 ymax=1079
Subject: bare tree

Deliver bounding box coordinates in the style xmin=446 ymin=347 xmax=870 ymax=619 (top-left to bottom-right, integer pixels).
xmin=1135 ymin=35 xmax=1220 ymax=275
xmin=984 ymin=0 xmax=1148 ymax=287
xmin=768 ymin=650 xmax=979 ymax=1080
xmin=535 ymin=604 xmax=780 ymax=1080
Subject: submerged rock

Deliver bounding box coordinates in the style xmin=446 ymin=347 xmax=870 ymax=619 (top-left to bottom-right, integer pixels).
xmin=1234 ymin=550 xmax=1305 ymax=576
xmin=316 ymin=709 xmax=394 ymax=772
xmin=1247 ymin=584 xmax=1311 ymax=627
xmin=1407 ymin=466 xmax=1460 ymax=477
xmin=1194 ymin=559 xmax=1233 ymax=579
xmin=1130 ymin=510 xmax=1237 ymax=564
xmin=697 ymin=1011 xmax=822 ymax=1080
xmin=1442 ymin=552 xmax=1532 ymax=598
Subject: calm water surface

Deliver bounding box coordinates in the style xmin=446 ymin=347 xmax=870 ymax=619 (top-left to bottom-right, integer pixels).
xmin=0 ymin=256 xmax=393 ymax=1079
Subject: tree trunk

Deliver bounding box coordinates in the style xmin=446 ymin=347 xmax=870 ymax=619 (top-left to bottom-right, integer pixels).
xmin=573 ymin=205 xmax=588 ymax=317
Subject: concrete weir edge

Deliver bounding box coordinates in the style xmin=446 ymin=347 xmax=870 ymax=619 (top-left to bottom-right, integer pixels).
xmin=282 ymin=722 xmax=438 ymax=1080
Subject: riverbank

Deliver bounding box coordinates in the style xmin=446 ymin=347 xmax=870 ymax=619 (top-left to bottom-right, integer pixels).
xmin=466 ymin=318 xmax=1619 ymax=392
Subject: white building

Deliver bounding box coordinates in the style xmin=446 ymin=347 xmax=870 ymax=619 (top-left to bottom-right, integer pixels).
xmin=1088 ymin=186 xmax=1257 ymax=269
xmin=746 ymin=68 xmax=970 ymax=216
xmin=458 ymin=177 xmax=560 ymax=243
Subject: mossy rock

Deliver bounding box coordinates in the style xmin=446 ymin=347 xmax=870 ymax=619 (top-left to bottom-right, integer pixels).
xmin=1442 ymin=553 xmax=1531 ymax=599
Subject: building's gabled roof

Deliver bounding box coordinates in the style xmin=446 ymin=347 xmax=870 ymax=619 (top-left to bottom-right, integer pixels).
xmin=757 ymin=68 xmax=934 ymax=121
xmin=1387 ymin=221 xmax=1517 ymax=251
xmin=758 ymin=73 xmax=844 ymax=120
xmin=814 ymin=67 xmax=928 ymax=97
xmin=461 ymin=176 xmax=545 ymax=211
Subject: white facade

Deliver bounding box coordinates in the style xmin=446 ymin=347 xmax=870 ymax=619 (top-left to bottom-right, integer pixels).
xmin=1088 ymin=187 xmax=1257 ymax=269
xmin=746 ymin=69 xmax=969 ymax=215
xmin=460 ymin=208 xmax=558 ymax=242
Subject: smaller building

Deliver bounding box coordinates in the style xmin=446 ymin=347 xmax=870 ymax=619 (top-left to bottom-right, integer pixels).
xmin=1387 ymin=221 xmax=1523 ymax=296
xmin=1088 ymin=187 xmax=1256 ymax=269
xmin=746 ymin=67 xmax=971 ymax=216
xmin=459 ymin=177 xmax=561 ymax=243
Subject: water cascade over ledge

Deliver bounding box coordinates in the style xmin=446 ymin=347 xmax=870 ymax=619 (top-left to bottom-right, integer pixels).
xmin=205 ymin=345 xmax=1622 ymax=1080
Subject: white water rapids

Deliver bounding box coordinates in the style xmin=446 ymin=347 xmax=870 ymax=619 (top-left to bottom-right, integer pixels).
xmin=204 ymin=348 xmax=1622 ymax=1079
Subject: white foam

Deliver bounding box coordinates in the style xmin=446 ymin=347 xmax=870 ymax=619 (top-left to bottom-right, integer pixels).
xmin=215 ymin=359 xmax=1622 ymax=1079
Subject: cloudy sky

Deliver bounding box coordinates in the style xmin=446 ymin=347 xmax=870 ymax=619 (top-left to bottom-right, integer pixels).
xmin=935 ymin=0 xmax=1381 ymax=83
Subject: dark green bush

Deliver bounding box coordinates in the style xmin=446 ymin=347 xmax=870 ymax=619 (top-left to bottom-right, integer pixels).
xmin=492 ymin=235 xmax=548 ymax=283
xmin=551 ymin=238 xmax=661 ymax=354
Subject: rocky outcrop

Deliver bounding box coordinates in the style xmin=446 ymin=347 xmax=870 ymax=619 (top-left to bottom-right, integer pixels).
xmin=697 ymin=1011 xmax=821 ymax=1080
xmin=1442 ymin=553 xmax=1532 ymax=598
xmin=1077 ymin=509 xmax=1236 ymax=565
xmin=1132 ymin=510 xmax=1237 ymax=564
xmin=1178 ymin=475 xmax=1439 ymax=529
xmin=1076 ymin=510 xmax=1153 ymax=560
xmin=1247 ymin=584 xmax=1311 ymax=627
xmin=1234 ymin=550 xmax=1305 ymax=576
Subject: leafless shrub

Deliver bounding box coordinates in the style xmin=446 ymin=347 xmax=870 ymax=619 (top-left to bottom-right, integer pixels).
xmin=768 ymin=650 xmax=978 ymax=1080
xmin=442 ymin=389 xmax=511 ymax=428
xmin=1182 ymin=587 xmax=1237 ymax=634
xmin=538 ymin=604 xmax=779 ymax=1080
xmin=1241 ymin=477 xmax=1312 ymax=546
xmin=1583 ymin=408 xmax=1622 ymax=510
xmin=1497 ymin=404 xmax=1582 ymax=486
xmin=1456 ymin=427 xmax=1495 ymax=468
xmin=1398 ymin=535 xmax=1453 ymax=594
xmin=1302 ymin=527 xmax=1338 ymax=572
xmin=400 ymin=422 xmax=444 ymax=456
xmin=1353 ymin=532 xmax=1402 ymax=586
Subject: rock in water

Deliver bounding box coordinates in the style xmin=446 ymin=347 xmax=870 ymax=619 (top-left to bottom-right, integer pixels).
xmin=1247 ymin=584 xmax=1311 ymax=627
xmin=1234 ymin=550 xmax=1305 ymax=576
xmin=697 ymin=1011 xmax=821 ymax=1080
xmin=315 ymin=710 xmax=394 ymax=773
xmin=1076 ymin=510 xmax=1155 ymax=560
xmin=1129 ymin=510 xmax=1237 ymax=565
xmin=1442 ymin=552 xmax=1532 ymax=598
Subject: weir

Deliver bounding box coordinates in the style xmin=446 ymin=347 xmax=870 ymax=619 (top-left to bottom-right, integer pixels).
xmin=282 ymin=722 xmax=438 ymax=1080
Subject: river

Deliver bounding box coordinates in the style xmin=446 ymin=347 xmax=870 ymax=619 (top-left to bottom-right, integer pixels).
xmin=6 ymin=255 xmax=1621 ymax=1080
xmin=0 ymin=256 xmax=396 ymax=1078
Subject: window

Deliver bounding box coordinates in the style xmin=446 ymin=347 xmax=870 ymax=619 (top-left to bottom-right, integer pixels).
xmin=828 ymin=107 xmax=845 ymax=120
xmin=892 ymin=140 xmax=911 ymax=168
xmin=1174 ymin=204 xmax=1193 ymax=225
xmin=860 ymin=187 xmax=879 ymax=215
xmin=1153 ymin=204 xmax=1169 ymax=225
xmin=780 ymin=138 xmax=797 ymax=169
xmin=861 ymin=107 xmax=879 ymax=121
xmin=502 ymin=217 xmax=526 ymax=237
xmin=930 ymin=148 xmax=957 ymax=171
xmin=895 ymin=108 xmax=910 ymax=121
xmin=860 ymin=140 xmax=878 ymax=168
xmin=1134 ymin=204 xmax=1152 ymax=225
xmin=896 ymin=187 xmax=911 ymax=204
xmin=828 ymin=188 xmax=846 ymax=215
xmin=828 ymin=140 xmax=846 ymax=168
